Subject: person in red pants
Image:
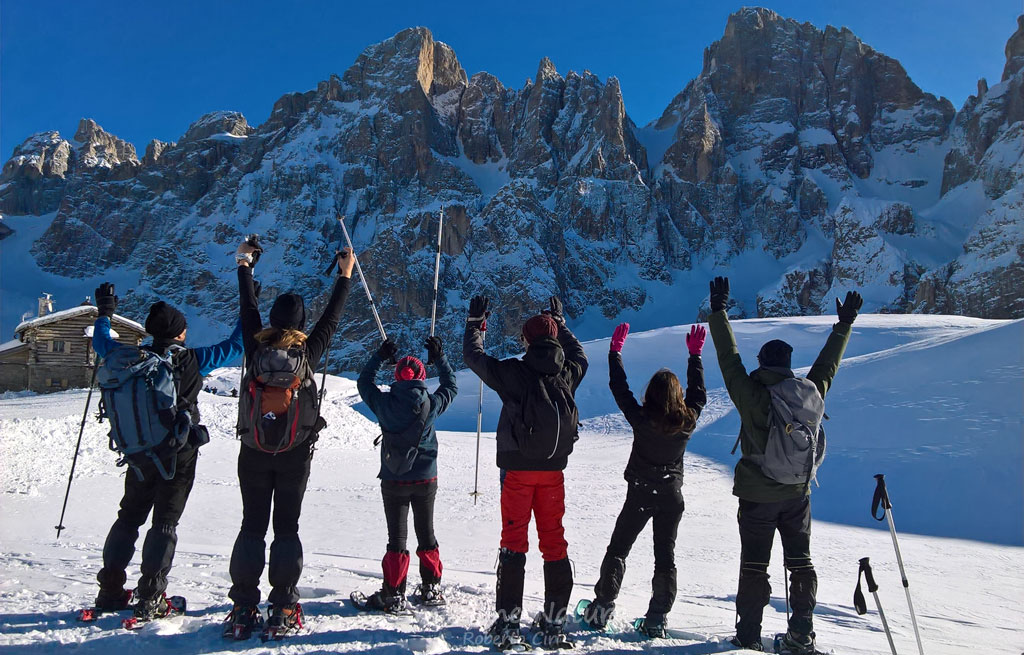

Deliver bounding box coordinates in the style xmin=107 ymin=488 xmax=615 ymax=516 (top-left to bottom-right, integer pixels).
xmin=463 ymin=295 xmax=588 ymax=650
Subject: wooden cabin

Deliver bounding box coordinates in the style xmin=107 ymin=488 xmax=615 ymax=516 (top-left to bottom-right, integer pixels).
xmin=0 ymin=295 xmax=148 ymax=393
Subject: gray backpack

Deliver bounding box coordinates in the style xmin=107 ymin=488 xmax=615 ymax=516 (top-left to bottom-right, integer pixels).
xmin=744 ymin=377 xmax=827 ymax=487
xmin=237 ymin=344 xmax=320 ymax=454
xmin=98 ymin=345 xmax=190 ymax=481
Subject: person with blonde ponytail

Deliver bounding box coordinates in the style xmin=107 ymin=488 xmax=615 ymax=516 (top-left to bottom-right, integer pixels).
xmin=579 ymin=323 xmax=707 ymax=638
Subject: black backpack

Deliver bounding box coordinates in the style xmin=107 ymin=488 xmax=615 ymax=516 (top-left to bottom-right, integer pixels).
xmin=237 ymin=344 xmax=321 ymax=453
xmin=377 ymin=400 xmax=430 ymax=476
xmin=509 ymin=372 xmax=579 ymax=461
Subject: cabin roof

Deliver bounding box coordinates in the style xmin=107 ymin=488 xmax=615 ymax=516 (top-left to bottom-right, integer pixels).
xmin=14 ymin=307 xmax=145 ymax=338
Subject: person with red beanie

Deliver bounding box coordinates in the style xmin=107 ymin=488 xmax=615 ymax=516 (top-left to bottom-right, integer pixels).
xmin=355 ymin=335 xmax=458 ymax=612
xmin=463 ymin=295 xmax=588 ymax=650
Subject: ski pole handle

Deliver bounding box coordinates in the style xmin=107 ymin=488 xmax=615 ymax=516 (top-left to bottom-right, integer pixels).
xmin=337 ymin=214 xmax=387 ymax=341
xmin=872 ymin=473 xmax=891 ymax=520
xmin=860 ymin=557 xmax=879 ymax=593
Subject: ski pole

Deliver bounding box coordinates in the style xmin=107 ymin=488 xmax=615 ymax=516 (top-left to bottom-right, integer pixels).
xmin=55 ymin=362 xmax=99 ymax=539
xmin=429 ymin=206 xmax=443 ymax=337
xmin=337 ymin=214 xmax=387 ymax=341
xmin=470 ymin=325 xmax=486 ymax=504
xmin=872 ymin=474 xmax=925 ymax=655
xmin=855 ymin=557 xmax=898 ymax=655
xmin=782 ymin=560 xmax=790 ymax=622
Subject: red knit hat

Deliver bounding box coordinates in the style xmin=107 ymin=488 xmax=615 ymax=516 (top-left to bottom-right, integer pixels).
xmin=395 ymin=356 xmax=426 ymax=381
xmin=522 ymin=314 xmax=558 ymax=344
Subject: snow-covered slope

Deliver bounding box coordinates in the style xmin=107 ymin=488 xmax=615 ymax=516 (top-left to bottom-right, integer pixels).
xmin=1 ymin=315 xmax=1021 ymax=654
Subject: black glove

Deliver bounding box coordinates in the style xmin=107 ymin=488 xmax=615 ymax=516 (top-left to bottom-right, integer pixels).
xmin=425 ymin=336 xmax=443 ymax=365
xmin=709 ymin=276 xmax=730 ymax=313
xmin=246 ymin=234 xmax=263 ymax=267
xmin=836 ymin=291 xmax=864 ymax=325
xmin=95 ymin=282 xmax=118 ymax=318
xmin=468 ymin=295 xmax=490 ymax=325
xmin=543 ymin=296 xmax=565 ymax=325
xmin=377 ymin=339 xmax=399 ymax=364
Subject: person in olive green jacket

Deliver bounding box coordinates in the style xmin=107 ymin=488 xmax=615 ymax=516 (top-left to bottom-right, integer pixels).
xmin=707 ymin=276 xmax=862 ymax=654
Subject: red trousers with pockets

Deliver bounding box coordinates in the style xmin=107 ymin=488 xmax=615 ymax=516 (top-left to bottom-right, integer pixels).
xmin=500 ymin=470 xmax=568 ymax=561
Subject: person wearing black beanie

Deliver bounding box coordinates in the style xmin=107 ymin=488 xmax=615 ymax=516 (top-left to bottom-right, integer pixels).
xmin=145 ymin=301 xmax=188 ymax=340
xmin=88 ymin=285 xmax=243 ymax=622
xmin=706 ymin=276 xmax=863 ymax=654
xmin=225 ymin=239 xmax=355 ymax=639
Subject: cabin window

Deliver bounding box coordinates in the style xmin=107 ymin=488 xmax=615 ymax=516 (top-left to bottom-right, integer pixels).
xmin=51 ymin=340 xmax=66 ymax=353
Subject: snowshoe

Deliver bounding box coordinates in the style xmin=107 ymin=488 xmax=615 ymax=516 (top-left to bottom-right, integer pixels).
xmin=221 ymin=604 xmax=264 ymax=640
xmin=574 ymin=599 xmax=612 ymax=630
xmin=350 ymin=590 xmax=411 ymax=615
xmin=77 ymin=589 xmax=134 ymax=622
xmin=121 ymin=594 xmax=186 ymax=630
xmin=532 ymin=614 xmax=575 ymax=650
xmin=488 ymin=617 xmax=531 ymax=651
xmin=261 ymin=604 xmax=303 ymax=641
xmin=632 ymin=616 xmax=667 ymax=639
xmin=729 ymin=636 xmax=766 ymax=651
xmin=414 ymin=582 xmax=446 ymax=607
xmin=773 ymin=631 xmax=824 ymax=655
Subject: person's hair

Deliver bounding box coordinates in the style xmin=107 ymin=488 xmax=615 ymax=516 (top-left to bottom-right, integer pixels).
xmin=642 ymin=368 xmax=697 ymax=434
xmin=254 ymin=327 xmax=307 ymax=348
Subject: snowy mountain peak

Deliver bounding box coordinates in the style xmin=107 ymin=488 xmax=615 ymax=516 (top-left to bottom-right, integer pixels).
xmin=1002 ymin=14 xmax=1024 ymax=81
xmin=1 ymin=14 xmax=1023 ymax=370
xmin=72 ymin=118 xmax=138 ymax=168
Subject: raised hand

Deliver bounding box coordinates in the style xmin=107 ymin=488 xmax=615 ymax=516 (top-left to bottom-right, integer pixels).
xmin=377 ymin=339 xmax=399 ymax=364
xmin=609 ymin=323 xmax=630 ymax=353
xmin=236 ymin=237 xmax=261 ymax=267
xmin=545 ymin=296 xmax=565 ymax=325
xmin=94 ymin=282 xmax=118 ymax=318
xmin=424 ymin=336 xmax=443 ymax=365
xmin=836 ymin=291 xmax=864 ymax=325
xmin=686 ymin=324 xmax=707 ymax=356
xmin=336 ymin=247 xmax=355 ymax=278
xmin=468 ymin=295 xmax=490 ymax=326
xmin=709 ymin=276 xmax=730 ymax=313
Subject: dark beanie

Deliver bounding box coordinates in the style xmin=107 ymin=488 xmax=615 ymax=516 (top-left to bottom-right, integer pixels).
xmin=395 ymin=356 xmax=426 ymax=382
xmin=270 ymin=293 xmax=306 ymax=330
xmin=757 ymin=339 xmax=793 ymax=368
xmin=522 ymin=314 xmax=558 ymax=344
xmin=145 ymin=301 xmax=187 ymax=339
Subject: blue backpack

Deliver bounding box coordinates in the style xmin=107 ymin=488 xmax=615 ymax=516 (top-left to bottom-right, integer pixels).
xmin=98 ymin=345 xmax=191 ymax=480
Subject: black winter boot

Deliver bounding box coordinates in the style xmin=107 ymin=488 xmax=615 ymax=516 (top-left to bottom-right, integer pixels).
xmin=496 ymin=548 xmax=526 ymax=622
xmin=541 ymin=558 xmax=573 ymax=626
xmin=647 ymin=567 xmax=677 ymax=619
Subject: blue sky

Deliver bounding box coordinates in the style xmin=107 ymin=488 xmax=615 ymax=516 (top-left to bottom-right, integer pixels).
xmin=2 ymin=0 xmax=1020 ymax=159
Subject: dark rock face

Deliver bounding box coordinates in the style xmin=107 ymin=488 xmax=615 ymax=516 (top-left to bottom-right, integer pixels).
xmin=1 ymin=11 xmax=1022 ymax=368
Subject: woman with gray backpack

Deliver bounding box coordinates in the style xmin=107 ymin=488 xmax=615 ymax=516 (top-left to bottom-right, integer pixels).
xmin=223 ymin=240 xmax=355 ymax=641
xmin=707 ymin=276 xmax=862 ymax=655
xmin=351 ymin=336 xmax=457 ymax=613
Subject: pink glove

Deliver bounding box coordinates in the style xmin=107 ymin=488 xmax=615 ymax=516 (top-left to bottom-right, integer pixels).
xmin=610 ymin=323 xmax=630 ymax=353
xmin=686 ymin=324 xmax=706 ymax=356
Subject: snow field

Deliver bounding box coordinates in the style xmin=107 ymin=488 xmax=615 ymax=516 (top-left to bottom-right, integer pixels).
xmin=0 ymin=315 xmax=1021 ymax=654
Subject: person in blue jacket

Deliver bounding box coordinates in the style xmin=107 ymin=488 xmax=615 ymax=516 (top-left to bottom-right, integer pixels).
xmin=90 ymin=282 xmax=242 ymax=620
xmin=355 ymin=336 xmax=458 ymax=612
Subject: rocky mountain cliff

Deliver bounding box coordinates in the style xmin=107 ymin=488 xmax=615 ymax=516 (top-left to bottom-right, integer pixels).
xmin=1 ymin=9 xmax=1021 ymax=370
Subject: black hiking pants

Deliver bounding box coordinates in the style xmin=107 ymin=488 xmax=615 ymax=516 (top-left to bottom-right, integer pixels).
xmin=735 ymin=496 xmax=816 ymax=644
xmin=97 ymin=445 xmax=198 ymax=602
xmin=381 ymin=479 xmax=438 ymax=552
xmin=594 ymin=481 xmax=684 ymax=622
xmin=228 ymin=441 xmax=312 ymax=607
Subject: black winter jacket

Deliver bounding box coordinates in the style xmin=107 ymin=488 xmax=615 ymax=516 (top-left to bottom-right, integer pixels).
xmin=609 ymin=351 xmax=706 ymax=489
xmin=463 ymin=322 xmax=588 ymax=471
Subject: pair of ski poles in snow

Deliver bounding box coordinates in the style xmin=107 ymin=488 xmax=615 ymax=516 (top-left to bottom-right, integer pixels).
xmin=854 ymin=474 xmax=926 ymax=655
xmin=337 ymin=211 xmax=487 ymax=505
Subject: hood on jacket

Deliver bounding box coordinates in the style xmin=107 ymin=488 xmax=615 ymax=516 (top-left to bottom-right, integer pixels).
xmin=388 ymin=379 xmax=430 ymax=421
xmin=751 ymin=366 xmax=795 ymax=386
xmin=523 ymin=336 xmax=565 ymax=376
